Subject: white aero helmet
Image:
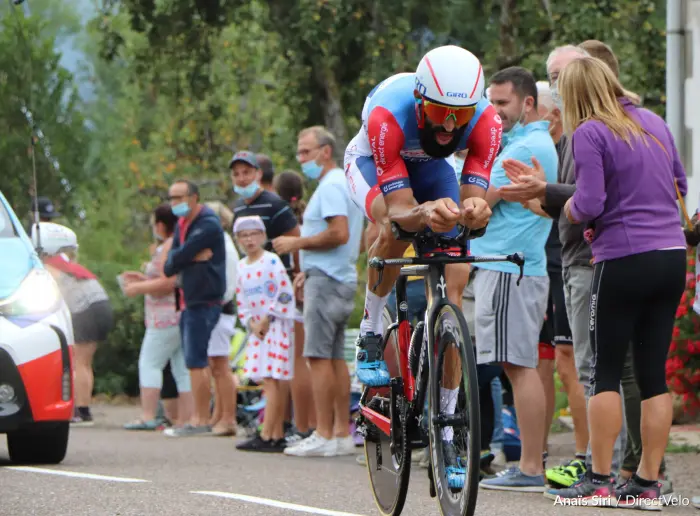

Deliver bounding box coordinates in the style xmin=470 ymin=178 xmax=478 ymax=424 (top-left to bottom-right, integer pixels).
xmin=415 ymin=45 xmax=484 ymax=107
xmin=31 ymin=222 xmax=78 ymax=256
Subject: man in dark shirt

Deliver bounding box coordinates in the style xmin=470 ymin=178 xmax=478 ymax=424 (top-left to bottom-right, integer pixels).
xmin=230 ymin=151 xmax=301 ymax=273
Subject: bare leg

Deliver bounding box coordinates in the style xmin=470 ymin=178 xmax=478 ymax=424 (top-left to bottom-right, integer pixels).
xmin=189 ymin=368 xmax=212 ymax=426
xmin=308 ymin=358 xmax=337 ymax=440
xmin=209 ymin=357 xmax=236 ymax=431
xmin=537 ymin=357 xmax=555 ymax=453
xmin=73 ymin=342 xmax=97 ymax=408
xmin=637 ymin=393 xmax=672 ymax=481
xmin=261 ymin=379 xmax=285 ymax=440
xmin=290 ymin=321 xmax=315 ymax=432
xmin=332 ymin=359 xmax=351 ymax=438
xmin=589 ymin=391 xmax=622 ymax=476
xmin=504 ymin=363 xmax=547 ymax=476
xmin=555 ymin=346 xmax=588 ymax=454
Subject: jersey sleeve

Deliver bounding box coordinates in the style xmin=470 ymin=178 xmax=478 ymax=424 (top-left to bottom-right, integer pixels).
xmin=462 ymin=104 xmax=503 ymax=190
xmin=367 ymin=107 xmax=410 ymax=195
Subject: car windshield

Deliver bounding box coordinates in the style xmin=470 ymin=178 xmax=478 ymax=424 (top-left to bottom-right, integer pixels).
xmin=0 ymin=201 xmax=16 ymax=238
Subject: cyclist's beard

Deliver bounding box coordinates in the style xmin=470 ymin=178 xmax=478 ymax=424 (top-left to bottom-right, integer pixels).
xmin=419 ymin=121 xmax=467 ymax=159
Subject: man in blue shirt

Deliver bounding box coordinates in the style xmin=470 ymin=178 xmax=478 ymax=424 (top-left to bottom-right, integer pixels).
xmin=472 ymin=67 xmax=558 ymax=491
xmin=272 ymin=126 xmax=363 ymax=458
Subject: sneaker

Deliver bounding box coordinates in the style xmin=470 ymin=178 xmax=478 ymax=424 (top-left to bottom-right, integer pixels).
xmin=283 ymin=431 xmax=338 ymax=457
xmin=163 ymin=424 xmax=211 ymax=437
xmin=236 ymin=434 xmax=286 ymax=453
xmin=442 ymin=441 xmax=465 ymax=490
xmin=355 ymin=333 xmax=391 ymax=387
xmin=546 ymin=458 xmax=587 ymax=488
xmin=658 ymin=474 xmax=674 ymax=505
xmin=480 ymin=466 xmax=545 ymax=492
xmin=285 ymin=428 xmax=313 ymax=446
xmin=335 ymin=435 xmax=356 ymax=456
xmin=418 ymin=447 xmax=430 ymax=469
xmin=480 ymin=450 xmax=497 ymax=478
xmin=616 ymin=476 xmax=662 ymax=511
xmin=356 ymin=454 xmax=367 ymax=466
xmin=691 ymin=495 xmax=699 ymax=509
xmin=544 ymin=471 xmax=616 ymax=505
xmin=491 ymin=448 xmax=507 ymax=467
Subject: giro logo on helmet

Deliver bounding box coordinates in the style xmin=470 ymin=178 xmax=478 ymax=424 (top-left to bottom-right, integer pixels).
xmin=446 ymin=92 xmax=469 ymax=98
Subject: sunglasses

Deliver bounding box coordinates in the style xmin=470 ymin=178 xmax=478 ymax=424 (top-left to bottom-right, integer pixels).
xmin=422 ymin=99 xmax=477 ymax=127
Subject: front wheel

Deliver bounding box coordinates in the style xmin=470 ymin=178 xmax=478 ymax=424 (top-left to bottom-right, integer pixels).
xmin=428 ymin=303 xmax=480 ymax=516
xmin=8 ymin=422 xmax=70 ymax=464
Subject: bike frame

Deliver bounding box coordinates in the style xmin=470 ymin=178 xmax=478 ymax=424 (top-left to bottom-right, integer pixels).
xmin=359 ymin=229 xmax=524 ymax=439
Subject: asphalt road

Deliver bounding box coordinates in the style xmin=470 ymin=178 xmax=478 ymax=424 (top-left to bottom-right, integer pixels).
xmin=0 ymin=405 xmax=698 ymax=516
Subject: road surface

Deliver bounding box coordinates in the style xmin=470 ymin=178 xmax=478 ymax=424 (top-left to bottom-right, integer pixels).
xmin=0 ymin=405 xmax=697 ymax=516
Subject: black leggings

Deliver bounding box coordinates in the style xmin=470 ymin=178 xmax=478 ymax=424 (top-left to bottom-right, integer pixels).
xmin=161 ymin=362 xmax=179 ymax=400
xmin=589 ymin=249 xmax=685 ymax=400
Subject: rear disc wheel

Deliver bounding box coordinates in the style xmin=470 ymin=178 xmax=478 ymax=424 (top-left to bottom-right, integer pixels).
xmin=363 ymin=307 xmax=411 ymax=515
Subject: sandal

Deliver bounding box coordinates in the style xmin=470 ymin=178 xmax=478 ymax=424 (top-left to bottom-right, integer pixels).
xmin=123 ymin=419 xmax=161 ymax=431
xmin=211 ymin=425 xmax=237 ymax=437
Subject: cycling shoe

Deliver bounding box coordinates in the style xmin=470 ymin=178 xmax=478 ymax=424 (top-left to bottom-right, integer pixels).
xmin=355 ymin=333 xmax=391 ymax=387
xmin=443 ymin=440 xmax=466 ymax=490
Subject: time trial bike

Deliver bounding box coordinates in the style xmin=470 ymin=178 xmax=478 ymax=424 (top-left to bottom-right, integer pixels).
xmin=356 ymin=222 xmax=524 ymax=516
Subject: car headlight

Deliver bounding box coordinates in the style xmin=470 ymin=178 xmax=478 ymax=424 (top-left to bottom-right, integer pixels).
xmin=0 ymin=268 xmax=62 ymax=316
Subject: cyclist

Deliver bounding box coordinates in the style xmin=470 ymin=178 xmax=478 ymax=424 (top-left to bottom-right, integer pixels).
xmin=346 ymin=45 xmax=502 ymax=487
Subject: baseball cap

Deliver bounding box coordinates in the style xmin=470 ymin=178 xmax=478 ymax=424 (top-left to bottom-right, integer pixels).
xmin=233 ymin=215 xmax=266 ymax=235
xmin=36 ymin=197 xmax=61 ymax=218
xmin=228 ymin=150 xmax=259 ymax=169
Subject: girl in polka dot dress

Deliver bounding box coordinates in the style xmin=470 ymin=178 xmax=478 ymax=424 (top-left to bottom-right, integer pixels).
xmin=233 ymin=215 xmax=295 ymax=452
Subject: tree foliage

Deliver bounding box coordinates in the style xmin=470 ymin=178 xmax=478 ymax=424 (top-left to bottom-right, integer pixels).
xmin=0 ymin=0 xmax=672 ymax=394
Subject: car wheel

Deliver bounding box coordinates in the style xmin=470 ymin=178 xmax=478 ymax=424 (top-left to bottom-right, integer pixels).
xmin=7 ymin=422 xmax=70 ymax=464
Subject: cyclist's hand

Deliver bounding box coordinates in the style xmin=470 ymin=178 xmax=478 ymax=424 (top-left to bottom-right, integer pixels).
xmin=461 ymin=197 xmax=491 ymax=229
xmin=424 ymin=198 xmax=461 ymax=233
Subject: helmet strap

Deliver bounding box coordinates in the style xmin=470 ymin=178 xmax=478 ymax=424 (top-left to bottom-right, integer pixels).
xmin=414 ymin=97 xmax=425 ymax=129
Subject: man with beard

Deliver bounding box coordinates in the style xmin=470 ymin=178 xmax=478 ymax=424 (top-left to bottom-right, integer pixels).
xmin=472 ymin=66 xmax=558 ymax=492
xmin=344 ymin=45 xmax=501 ymax=488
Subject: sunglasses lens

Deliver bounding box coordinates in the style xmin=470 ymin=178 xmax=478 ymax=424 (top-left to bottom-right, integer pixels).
xmin=423 ymin=102 xmax=476 ymax=127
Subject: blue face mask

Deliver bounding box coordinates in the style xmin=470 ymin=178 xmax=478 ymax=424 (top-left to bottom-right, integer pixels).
xmin=171 ymin=202 xmax=191 ymax=218
xmin=301 ymin=160 xmax=323 ymax=180
xmin=234 ymin=182 xmax=260 ymax=199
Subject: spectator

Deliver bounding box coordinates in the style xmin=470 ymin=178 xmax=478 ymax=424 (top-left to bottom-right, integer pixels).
xmin=272 ymin=125 xmax=363 ymax=457
xmin=520 ymin=81 xmax=584 ymax=483
xmin=551 ymin=56 xmax=686 ymax=505
xmin=162 ymin=180 xmax=226 ymax=437
xmin=121 ymin=204 xmax=193 ymax=430
xmin=501 ymin=44 xmax=673 ymax=495
xmin=36 ymin=196 xmax=61 ymax=222
xmin=204 ymin=201 xmax=240 ymax=436
xmin=37 ymin=223 xmax=114 ymax=426
xmin=473 ymin=66 xmax=558 ymax=491
xmin=230 ymin=151 xmax=302 ymax=437
xmin=230 ymin=151 xmax=300 ymax=277
xmin=256 ymin=153 xmax=277 ymax=193
xmin=234 ymin=216 xmax=296 ymax=452
xmin=576 ymin=39 xmax=673 ymax=492
xmin=273 ymin=170 xmax=317 ymax=443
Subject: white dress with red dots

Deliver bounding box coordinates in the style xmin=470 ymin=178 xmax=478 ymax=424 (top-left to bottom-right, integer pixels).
xmin=236 ymin=251 xmax=295 ymax=381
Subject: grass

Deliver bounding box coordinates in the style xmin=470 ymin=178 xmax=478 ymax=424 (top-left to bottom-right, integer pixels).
xmin=665 ymin=442 xmax=700 ymax=454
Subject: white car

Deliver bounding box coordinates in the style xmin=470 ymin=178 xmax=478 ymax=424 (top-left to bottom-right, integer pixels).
xmin=0 ymin=191 xmax=74 ymax=463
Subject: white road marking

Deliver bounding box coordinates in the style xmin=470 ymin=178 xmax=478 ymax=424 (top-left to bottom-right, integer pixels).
xmin=192 ymin=491 xmax=366 ymax=516
xmin=5 ymin=466 xmax=150 ymax=483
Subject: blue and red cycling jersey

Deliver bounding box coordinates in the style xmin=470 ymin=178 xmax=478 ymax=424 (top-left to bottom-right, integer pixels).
xmin=358 ymin=72 xmax=503 ymax=196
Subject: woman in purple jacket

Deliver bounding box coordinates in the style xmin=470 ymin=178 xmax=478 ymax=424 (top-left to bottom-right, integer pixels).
xmin=552 ymin=57 xmax=687 ymax=507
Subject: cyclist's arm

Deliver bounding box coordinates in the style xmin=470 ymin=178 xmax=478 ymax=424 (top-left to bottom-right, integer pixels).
xmin=368 ymin=107 xmax=425 ymax=232
xmin=460 ymin=104 xmax=503 ymax=204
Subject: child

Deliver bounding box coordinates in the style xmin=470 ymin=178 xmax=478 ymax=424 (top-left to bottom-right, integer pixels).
xmin=233 ymin=215 xmax=295 ymax=452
